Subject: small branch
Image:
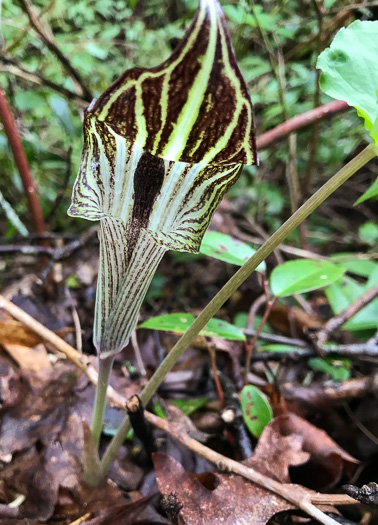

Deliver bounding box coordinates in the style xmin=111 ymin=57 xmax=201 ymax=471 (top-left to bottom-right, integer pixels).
xmin=0 ymin=58 xmax=87 ymax=106
xmin=256 ymin=100 xmax=349 ymax=150
xmin=0 ymin=87 xmax=46 ymax=236
xmin=316 ymin=283 xmax=378 ymax=350
xmin=244 ymin=296 xmax=277 ymax=383
xmin=0 ymin=226 xmax=98 ymax=260
xmin=127 ymin=394 xmax=157 ymax=457
xmin=282 ymin=373 xmax=378 ymax=407
xmin=19 ymin=0 xmax=92 ymax=101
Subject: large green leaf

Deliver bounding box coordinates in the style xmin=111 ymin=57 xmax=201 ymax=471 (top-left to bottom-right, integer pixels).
xmin=68 ymin=0 xmax=257 ymax=356
xmin=139 ymin=312 xmax=246 ymax=341
xmin=317 ymin=20 xmax=378 ymax=143
xmin=200 ymin=231 xmax=265 ymax=272
xmin=329 ymin=254 xmax=377 ymax=278
xmin=240 ymin=385 xmax=273 ymax=438
xmin=270 ymin=259 xmax=345 ymax=297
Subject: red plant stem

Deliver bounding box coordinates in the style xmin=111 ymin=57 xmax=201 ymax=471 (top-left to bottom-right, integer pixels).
xmin=256 ymin=100 xmax=349 ymax=150
xmin=0 ymin=86 xmax=46 ymax=236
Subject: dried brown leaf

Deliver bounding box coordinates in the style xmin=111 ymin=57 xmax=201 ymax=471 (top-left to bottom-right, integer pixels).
xmin=276 ymin=413 xmax=357 ymax=489
xmin=0 ymin=320 xmax=43 ymax=346
xmin=154 ymin=452 xmax=296 ymax=525
xmin=3 ymin=343 xmax=51 ymax=370
xmin=153 ymin=420 xmax=312 ymax=525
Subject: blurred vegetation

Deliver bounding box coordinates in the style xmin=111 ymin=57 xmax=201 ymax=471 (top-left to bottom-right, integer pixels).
xmin=0 ymin=0 xmax=376 ymax=241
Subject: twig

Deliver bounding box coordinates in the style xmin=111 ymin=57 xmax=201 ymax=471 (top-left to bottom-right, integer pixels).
xmin=126 ymin=394 xmax=157 ymax=457
xmin=316 ymin=283 xmax=378 ymax=350
xmin=0 ymin=58 xmax=87 ymax=106
xmin=0 ymin=294 xmax=362 ymax=522
xmin=248 ymin=342 xmax=378 ymax=362
xmin=131 ymin=330 xmax=147 ymax=378
xmin=19 ymin=0 xmax=92 ymax=101
xmin=282 ymin=373 xmax=378 ymax=407
xmin=256 ymin=100 xmax=349 ymax=150
xmin=244 ymin=296 xmax=278 ymax=383
xmin=208 ymin=344 xmax=225 ymax=407
xmin=0 ymin=226 xmax=98 ymax=260
xmin=3 ymin=0 xmax=55 ymax=54
xmin=343 ymin=401 xmax=378 ymax=447
xmin=0 ymin=87 xmax=46 ymax=237
xmin=219 ymin=372 xmax=252 ymax=459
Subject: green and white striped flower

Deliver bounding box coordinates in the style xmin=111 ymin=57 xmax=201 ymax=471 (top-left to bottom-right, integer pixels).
xmin=68 ymin=0 xmax=257 ymax=357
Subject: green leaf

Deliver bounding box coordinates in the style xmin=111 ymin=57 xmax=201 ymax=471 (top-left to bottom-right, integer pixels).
xmin=329 ymin=254 xmax=377 ymax=278
xmin=358 ymin=221 xmax=378 ymax=246
xmin=317 ymin=20 xmax=378 ymax=143
xmin=139 ymin=313 xmax=246 ymax=341
xmin=200 ymin=231 xmax=265 ymax=272
xmin=171 ymin=397 xmax=209 ymax=415
xmin=308 ymin=357 xmax=351 ymax=381
xmin=14 ymin=91 xmax=45 ymax=111
xmin=240 ymin=385 xmax=273 ymax=438
xmin=326 ymin=277 xmax=378 ymax=331
xmin=270 ymin=259 xmax=345 ymax=297
xmin=355 ymin=176 xmax=378 ymax=204
xmin=260 ymin=344 xmax=302 ymax=353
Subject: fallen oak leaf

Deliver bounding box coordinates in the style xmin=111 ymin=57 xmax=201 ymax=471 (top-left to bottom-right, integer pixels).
xmin=153 ymin=453 xmax=334 ymax=525
xmin=0 ymin=320 xmax=43 ymax=347
xmin=3 ymin=343 xmax=51 ymax=371
xmin=149 ymin=411 xmax=341 ymax=525
xmin=276 ymin=412 xmax=357 ymax=489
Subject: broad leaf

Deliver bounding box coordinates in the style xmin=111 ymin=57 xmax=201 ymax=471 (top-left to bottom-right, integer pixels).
xmin=270 ymin=259 xmax=345 ymax=297
xmin=200 ymin=230 xmax=265 ymax=271
xmin=241 ymin=385 xmax=273 ymax=438
xmin=308 ymin=357 xmax=351 ymax=381
xmin=329 ymin=254 xmax=377 ymax=278
xmin=317 ymin=20 xmax=378 ymax=143
xmin=139 ymin=312 xmax=246 ymax=341
xmin=171 ymin=397 xmax=209 ymax=415
xmin=68 ymin=0 xmax=257 ymax=355
xmin=326 ymin=276 xmax=378 ymax=331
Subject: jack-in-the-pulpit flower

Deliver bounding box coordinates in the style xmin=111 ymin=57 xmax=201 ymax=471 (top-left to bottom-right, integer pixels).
xmin=68 ymin=0 xmax=257 ymax=358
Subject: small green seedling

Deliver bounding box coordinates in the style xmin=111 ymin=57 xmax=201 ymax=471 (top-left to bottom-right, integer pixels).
xmin=240 ymin=385 xmax=273 ymax=438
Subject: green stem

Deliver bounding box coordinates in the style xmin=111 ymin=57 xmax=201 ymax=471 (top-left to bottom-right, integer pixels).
xmin=98 ymin=142 xmax=378 ymax=480
xmin=91 ymin=354 xmax=115 ymax=449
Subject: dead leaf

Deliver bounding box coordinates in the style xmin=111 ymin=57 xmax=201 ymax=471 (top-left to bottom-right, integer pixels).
xmin=153 ymin=420 xmax=311 ymax=525
xmin=276 ymin=412 xmax=358 ymax=489
xmin=268 ymin=304 xmax=323 ymax=337
xmin=0 ymin=320 xmax=43 ymax=347
xmin=154 ymin=452 xmax=296 ymax=525
xmin=3 ymin=343 xmax=51 ymax=370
